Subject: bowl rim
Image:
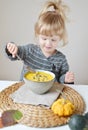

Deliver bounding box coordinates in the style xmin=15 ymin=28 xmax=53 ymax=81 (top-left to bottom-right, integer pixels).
xmin=24 ymin=69 xmax=55 ymax=83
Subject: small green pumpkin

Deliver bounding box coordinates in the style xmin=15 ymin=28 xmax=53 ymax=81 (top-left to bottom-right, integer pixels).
xmin=68 ymin=114 xmax=86 ymax=130
xmin=84 ymin=112 xmax=88 ymax=128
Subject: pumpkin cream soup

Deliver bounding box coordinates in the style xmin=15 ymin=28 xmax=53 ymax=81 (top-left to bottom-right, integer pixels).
xmin=25 ymin=71 xmax=53 ymax=82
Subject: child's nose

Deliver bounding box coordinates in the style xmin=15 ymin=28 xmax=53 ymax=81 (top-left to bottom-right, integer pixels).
xmin=46 ymin=39 xmax=51 ymax=45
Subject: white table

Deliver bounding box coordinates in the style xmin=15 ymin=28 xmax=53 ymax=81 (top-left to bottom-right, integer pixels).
xmin=0 ymin=80 xmax=88 ymax=130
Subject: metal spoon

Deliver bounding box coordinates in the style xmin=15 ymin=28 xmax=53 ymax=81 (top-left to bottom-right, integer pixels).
xmin=16 ymin=54 xmax=36 ymax=73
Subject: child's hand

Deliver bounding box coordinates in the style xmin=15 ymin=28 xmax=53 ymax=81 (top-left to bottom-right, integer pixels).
xmin=65 ymin=71 xmax=74 ymax=83
xmin=6 ymin=43 xmax=18 ymax=58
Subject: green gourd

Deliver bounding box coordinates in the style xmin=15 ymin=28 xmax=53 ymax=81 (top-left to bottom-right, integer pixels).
xmin=0 ymin=110 xmax=23 ymax=128
xmin=84 ymin=112 xmax=88 ymax=128
xmin=68 ymin=114 xmax=87 ymax=130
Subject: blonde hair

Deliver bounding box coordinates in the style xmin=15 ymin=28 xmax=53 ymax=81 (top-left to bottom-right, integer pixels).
xmin=35 ymin=0 xmax=70 ymax=46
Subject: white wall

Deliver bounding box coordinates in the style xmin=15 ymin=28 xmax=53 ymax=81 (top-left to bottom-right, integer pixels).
xmin=0 ymin=0 xmax=88 ymax=84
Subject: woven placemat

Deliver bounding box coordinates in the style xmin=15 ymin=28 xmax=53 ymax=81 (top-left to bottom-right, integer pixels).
xmin=0 ymin=82 xmax=85 ymax=128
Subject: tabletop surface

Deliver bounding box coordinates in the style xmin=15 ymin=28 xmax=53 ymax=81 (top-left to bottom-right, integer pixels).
xmin=0 ymin=80 xmax=88 ymax=130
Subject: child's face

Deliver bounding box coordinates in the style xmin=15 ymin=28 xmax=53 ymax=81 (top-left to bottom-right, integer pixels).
xmin=38 ymin=34 xmax=60 ymax=56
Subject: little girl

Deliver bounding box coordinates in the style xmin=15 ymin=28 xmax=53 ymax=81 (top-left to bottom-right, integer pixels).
xmin=5 ymin=0 xmax=74 ymax=83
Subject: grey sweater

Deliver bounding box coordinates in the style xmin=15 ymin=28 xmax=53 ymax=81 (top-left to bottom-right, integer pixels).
xmin=6 ymin=43 xmax=69 ymax=83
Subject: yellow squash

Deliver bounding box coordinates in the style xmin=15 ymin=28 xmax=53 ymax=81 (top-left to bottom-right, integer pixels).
xmin=51 ymin=98 xmax=75 ymax=116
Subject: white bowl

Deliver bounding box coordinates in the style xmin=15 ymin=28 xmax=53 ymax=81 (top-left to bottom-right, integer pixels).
xmin=23 ymin=70 xmax=55 ymax=94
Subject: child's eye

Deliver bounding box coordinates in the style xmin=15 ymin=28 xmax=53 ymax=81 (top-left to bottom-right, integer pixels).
xmin=42 ymin=37 xmax=47 ymax=40
xmin=51 ymin=39 xmax=56 ymax=42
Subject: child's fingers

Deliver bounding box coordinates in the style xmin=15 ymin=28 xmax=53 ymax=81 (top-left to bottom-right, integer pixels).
xmin=7 ymin=43 xmax=17 ymax=57
xmin=65 ymin=71 xmax=74 ymax=83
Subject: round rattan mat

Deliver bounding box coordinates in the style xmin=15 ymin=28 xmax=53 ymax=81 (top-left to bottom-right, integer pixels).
xmin=0 ymin=82 xmax=85 ymax=128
